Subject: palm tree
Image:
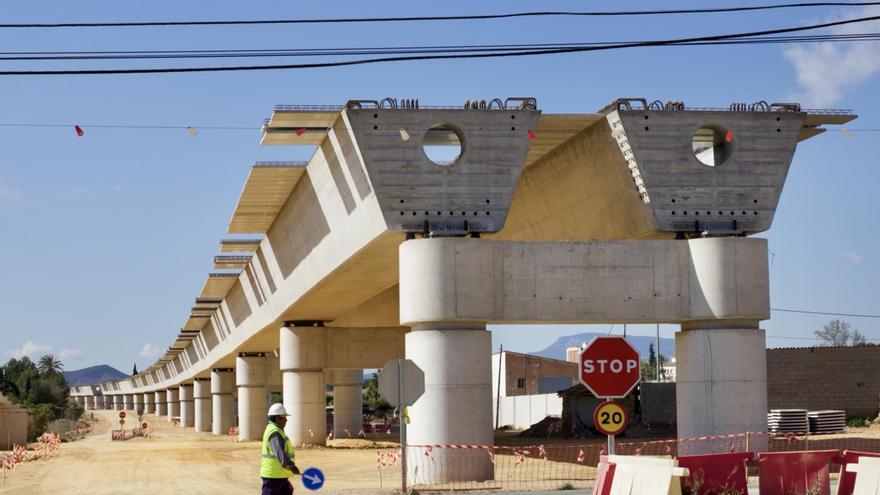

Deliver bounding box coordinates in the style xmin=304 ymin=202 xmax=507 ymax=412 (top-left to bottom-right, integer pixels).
xmin=37 ymin=354 xmax=63 ymax=375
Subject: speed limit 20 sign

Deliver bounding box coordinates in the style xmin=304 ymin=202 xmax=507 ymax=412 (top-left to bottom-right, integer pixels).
xmin=593 ymin=401 xmax=628 ymax=436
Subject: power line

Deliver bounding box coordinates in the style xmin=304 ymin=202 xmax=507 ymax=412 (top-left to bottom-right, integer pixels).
xmin=3 ymin=3 xmax=880 ymax=29
xmin=0 ymin=32 xmax=878 ymax=62
xmin=0 ymin=13 xmax=877 ymax=75
xmin=771 ymin=308 xmax=880 ymax=319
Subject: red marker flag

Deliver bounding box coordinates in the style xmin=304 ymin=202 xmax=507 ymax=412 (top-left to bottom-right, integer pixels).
xmin=295 ymin=128 xmax=306 ymax=136
xmin=74 ymin=125 xmax=84 ymax=137
xmin=725 ymin=130 xmax=733 ymax=143
xmin=527 ymin=129 xmax=536 ymax=141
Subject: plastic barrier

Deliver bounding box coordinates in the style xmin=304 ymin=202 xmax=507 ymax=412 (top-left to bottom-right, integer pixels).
xmin=677 ymin=451 xmax=751 ymax=495
xmin=593 ymin=455 xmax=617 ymax=495
xmin=845 ymin=457 xmax=880 ymax=495
xmin=758 ymin=449 xmax=838 ymax=495
xmin=838 ymin=451 xmax=880 ymax=495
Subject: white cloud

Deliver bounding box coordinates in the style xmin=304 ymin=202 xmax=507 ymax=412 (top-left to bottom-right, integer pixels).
xmin=844 ymin=250 xmax=863 ymax=264
xmin=59 ymin=348 xmax=82 ymax=360
xmin=0 ymin=178 xmax=22 ymax=201
xmin=5 ymin=341 xmax=52 ymax=360
xmin=783 ymin=7 xmax=880 ymax=106
xmin=139 ymin=343 xmax=163 ymax=360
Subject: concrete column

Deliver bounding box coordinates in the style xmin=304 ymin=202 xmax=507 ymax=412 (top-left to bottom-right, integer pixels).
xmin=92 ymin=396 xmax=101 ymax=410
xmin=166 ymin=388 xmax=180 ymax=423
xmin=114 ymin=395 xmax=123 ymax=411
xmin=331 ymin=369 xmax=363 ymax=439
xmin=143 ymin=393 xmax=155 ymax=414
xmin=179 ymin=384 xmax=195 ymax=428
xmin=124 ymin=394 xmax=134 ymax=411
xmin=280 ymin=326 xmax=326 ymax=446
xmin=237 ymin=353 xmax=267 ymax=441
xmin=154 ymin=391 xmax=167 ymax=417
xmin=134 ymin=393 xmax=144 ymax=415
xmin=194 ymin=378 xmax=212 ymax=432
xmin=398 ymin=238 xmax=495 ymax=483
xmin=676 ymin=323 xmax=768 ymax=453
xmin=211 ymin=368 xmax=235 ymax=436
xmin=103 ymin=395 xmax=113 ymax=410
xmin=407 ymin=326 xmax=494 ymax=483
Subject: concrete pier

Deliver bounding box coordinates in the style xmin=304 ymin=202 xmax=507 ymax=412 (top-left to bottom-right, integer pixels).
xmin=124 ymin=394 xmax=134 ymax=411
xmin=144 ymin=392 xmax=155 ymax=414
xmin=166 ymin=388 xmax=180 ymax=423
xmin=281 ymin=326 xmax=326 ymax=446
xmin=179 ymin=383 xmax=195 ymax=428
xmin=211 ymin=368 xmax=235 ymax=436
xmin=133 ymin=393 xmax=144 ymax=414
xmin=194 ymin=378 xmax=212 ymax=432
xmin=154 ymin=391 xmax=167 ymax=417
xmin=676 ymin=324 xmax=769 ymax=452
xmin=331 ymin=369 xmax=364 ymax=439
xmin=237 ymin=353 xmax=267 ymax=441
xmin=114 ymin=395 xmax=123 ymax=411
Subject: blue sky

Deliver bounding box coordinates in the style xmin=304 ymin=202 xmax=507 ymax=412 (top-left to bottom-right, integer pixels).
xmin=0 ymin=1 xmax=877 ymax=372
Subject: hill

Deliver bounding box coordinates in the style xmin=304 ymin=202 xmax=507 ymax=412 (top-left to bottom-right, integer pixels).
xmin=64 ymin=365 xmax=128 ymax=387
xmin=531 ymin=332 xmax=675 ymax=362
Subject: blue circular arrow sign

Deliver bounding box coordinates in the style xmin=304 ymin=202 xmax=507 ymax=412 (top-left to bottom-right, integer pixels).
xmin=301 ymin=467 xmax=325 ymax=491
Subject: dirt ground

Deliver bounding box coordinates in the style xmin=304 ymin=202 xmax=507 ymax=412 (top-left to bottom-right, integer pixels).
xmin=0 ymin=410 xmax=399 ymax=495
xmin=3 ymin=411 xmax=879 ymax=495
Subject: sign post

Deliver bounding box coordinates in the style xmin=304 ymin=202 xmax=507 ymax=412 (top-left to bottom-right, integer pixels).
xmin=379 ymin=359 xmax=425 ymax=495
xmin=578 ymin=336 xmax=640 ymax=455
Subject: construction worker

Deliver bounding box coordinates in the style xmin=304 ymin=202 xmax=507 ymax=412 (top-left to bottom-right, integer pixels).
xmin=261 ymin=403 xmax=300 ymax=495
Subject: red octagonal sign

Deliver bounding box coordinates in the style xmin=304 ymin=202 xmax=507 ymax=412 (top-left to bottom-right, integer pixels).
xmin=579 ymin=336 xmax=641 ymax=399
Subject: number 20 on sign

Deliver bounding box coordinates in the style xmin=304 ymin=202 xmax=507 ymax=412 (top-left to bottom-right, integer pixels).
xmin=593 ymin=400 xmax=628 ymax=437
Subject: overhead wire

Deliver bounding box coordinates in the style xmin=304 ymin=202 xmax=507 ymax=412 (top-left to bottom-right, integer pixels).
xmin=0 ymin=32 xmax=878 ymax=61
xmin=0 ymin=13 xmax=878 ymax=75
xmin=2 ymin=2 xmax=880 ymax=29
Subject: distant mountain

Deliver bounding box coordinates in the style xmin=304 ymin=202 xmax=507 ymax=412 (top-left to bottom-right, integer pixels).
xmin=532 ymin=332 xmax=675 ymax=362
xmin=64 ymin=365 xmax=128 ymax=387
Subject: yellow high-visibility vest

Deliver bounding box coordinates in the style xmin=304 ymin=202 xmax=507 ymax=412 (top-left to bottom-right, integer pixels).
xmin=260 ymin=422 xmax=295 ymax=479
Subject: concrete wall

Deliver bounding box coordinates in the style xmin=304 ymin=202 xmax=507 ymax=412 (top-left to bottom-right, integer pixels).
xmin=641 ymin=382 xmax=676 ymax=426
xmin=0 ymin=394 xmax=28 ymax=449
xmin=494 ymin=393 xmax=562 ymax=430
xmin=767 ymin=346 xmax=880 ymax=419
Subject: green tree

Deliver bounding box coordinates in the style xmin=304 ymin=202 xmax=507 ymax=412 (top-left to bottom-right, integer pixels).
xmin=37 ymin=354 xmax=64 ymax=375
xmin=0 ymin=356 xmax=76 ymax=441
xmin=363 ymin=372 xmax=391 ymax=412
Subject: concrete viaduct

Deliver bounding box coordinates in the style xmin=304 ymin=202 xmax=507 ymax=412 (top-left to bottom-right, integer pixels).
xmin=70 ymin=96 xmax=854 ymax=482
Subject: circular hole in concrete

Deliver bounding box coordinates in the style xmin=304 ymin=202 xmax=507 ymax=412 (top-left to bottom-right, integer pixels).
xmin=691 ymin=125 xmax=732 ymax=167
xmin=423 ymin=124 xmax=463 ymax=167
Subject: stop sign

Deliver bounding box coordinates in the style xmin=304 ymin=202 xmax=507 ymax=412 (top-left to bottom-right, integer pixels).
xmin=579 ymin=336 xmax=641 ymax=399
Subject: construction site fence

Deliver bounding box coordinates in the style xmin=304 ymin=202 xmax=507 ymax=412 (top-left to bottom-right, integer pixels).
xmin=371 ymin=432 xmax=880 ymax=492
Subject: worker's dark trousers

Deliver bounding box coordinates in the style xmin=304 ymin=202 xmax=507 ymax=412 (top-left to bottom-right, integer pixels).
xmin=261 ymin=477 xmax=293 ymax=495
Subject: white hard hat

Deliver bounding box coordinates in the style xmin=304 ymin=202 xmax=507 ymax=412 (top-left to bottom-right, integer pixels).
xmin=267 ymin=403 xmax=289 ymax=416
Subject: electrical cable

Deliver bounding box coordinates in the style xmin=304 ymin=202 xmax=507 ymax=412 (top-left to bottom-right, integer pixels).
xmin=2 ymin=3 xmax=880 ymax=29
xmin=0 ymin=13 xmax=877 ymax=75
xmin=771 ymin=308 xmax=880 ymax=319
xmin=0 ymin=32 xmax=877 ymax=61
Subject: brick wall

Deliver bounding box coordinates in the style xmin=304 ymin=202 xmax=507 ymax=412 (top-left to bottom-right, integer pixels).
xmin=504 ymin=352 xmax=578 ymax=396
xmin=766 ymin=346 xmax=880 ymax=419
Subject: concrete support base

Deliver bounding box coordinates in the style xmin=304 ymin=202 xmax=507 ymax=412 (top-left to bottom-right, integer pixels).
xmin=194 ymin=378 xmax=212 ymax=433
xmin=124 ymin=394 xmax=134 ymax=411
xmin=166 ymin=388 xmax=180 ymax=423
xmin=179 ymin=384 xmax=195 ymax=428
xmin=676 ymin=324 xmax=768 ymax=453
xmin=237 ymin=354 xmax=267 ymax=441
xmin=331 ymin=369 xmax=364 ymax=439
xmin=133 ymin=393 xmax=144 ymax=415
xmin=114 ymin=396 xmax=123 ymax=411
xmin=281 ymin=326 xmax=326 ymax=446
xmin=155 ymin=391 xmax=167 ymax=417
xmin=212 ymin=369 xmax=235 ymax=436
xmin=406 ymin=327 xmax=494 ymax=483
